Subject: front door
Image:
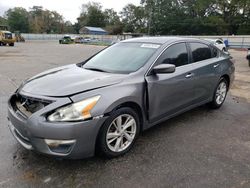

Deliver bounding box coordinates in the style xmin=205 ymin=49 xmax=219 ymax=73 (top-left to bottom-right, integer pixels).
xmin=145 ymin=43 xmax=196 ymax=123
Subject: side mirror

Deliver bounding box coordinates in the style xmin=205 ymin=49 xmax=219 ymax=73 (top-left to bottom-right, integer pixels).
xmin=153 ymin=64 xmax=176 ymax=74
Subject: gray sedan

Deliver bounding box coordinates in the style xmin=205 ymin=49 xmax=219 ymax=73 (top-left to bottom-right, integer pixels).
xmin=8 ymin=37 xmax=235 ymax=159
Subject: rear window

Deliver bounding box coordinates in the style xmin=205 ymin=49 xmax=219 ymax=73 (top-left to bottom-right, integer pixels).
xmin=190 ymin=43 xmax=211 ymax=62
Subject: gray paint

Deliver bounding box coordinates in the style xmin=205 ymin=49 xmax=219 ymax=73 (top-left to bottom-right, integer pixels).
xmin=8 ymin=37 xmax=235 ymax=159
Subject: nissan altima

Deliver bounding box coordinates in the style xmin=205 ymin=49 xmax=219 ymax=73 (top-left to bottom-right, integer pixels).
xmin=8 ymin=37 xmax=235 ymax=159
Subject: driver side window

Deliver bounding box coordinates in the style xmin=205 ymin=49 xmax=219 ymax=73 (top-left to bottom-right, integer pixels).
xmin=158 ymin=43 xmax=189 ymax=67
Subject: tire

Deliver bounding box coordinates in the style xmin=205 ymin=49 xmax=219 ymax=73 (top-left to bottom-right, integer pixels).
xmin=209 ymin=78 xmax=228 ymax=109
xmin=97 ymin=107 xmax=140 ymax=158
xmin=2 ymin=43 xmax=6 ymax=46
xmin=248 ymin=60 xmax=250 ymax=67
xmin=9 ymin=43 xmax=14 ymax=46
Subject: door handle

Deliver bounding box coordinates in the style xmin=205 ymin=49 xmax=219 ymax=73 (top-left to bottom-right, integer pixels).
xmin=213 ymin=64 xmax=220 ymax=68
xmin=185 ymin=73 xmax=194 ymax=78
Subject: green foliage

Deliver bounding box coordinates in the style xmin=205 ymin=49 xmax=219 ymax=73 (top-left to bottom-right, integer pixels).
xmin=104 ymin=9 xmax=120 ymax=26
xmin=3 ymin=0 xmax=250 ymax=35
xmin=139 ymin=0 xmax=250 ymax=35
xmin=77 ymin=2 xmax=105 ymax=28
xmin=4 ymin=6 xmax=76 ymax=34
xmin=5 ymin=7 xmax=29 ymax=32
xmin=120 ymin=4 xmax=147 ymax=33
xmin=28 ymin=6 xmax=65 ymax=33
xmin=0 ymin=16 xmax=8 ymax=26
xmin=103 ymin=9 xmax=123 ymax=34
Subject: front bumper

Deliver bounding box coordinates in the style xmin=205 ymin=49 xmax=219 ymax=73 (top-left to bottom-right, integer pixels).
xmin=7 ymin=94 xmax=107 ymax=159
xmin=3 ymin=39 xmax=15 ymax=44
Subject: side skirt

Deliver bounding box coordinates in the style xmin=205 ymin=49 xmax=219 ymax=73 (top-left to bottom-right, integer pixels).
xmin=143 ymin=98 xmax=211 ymax=131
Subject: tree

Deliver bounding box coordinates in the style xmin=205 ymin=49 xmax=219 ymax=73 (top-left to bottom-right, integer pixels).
xmin=29 ymin=6 xmax=46 ymax=33
xmin=103 ymin=9 xmax=123 ymax=34
xmin=77 ymin=2 xmax=105 ymax=28
xmin=120 ymin=4 xmax=147 ymax=33
xmin=63 ymin=21 xmax=75 ymax=33
xmin=212 ymin=0 xmax=250 ymax=34
xmin=48 ymin=11 xmax=64 ymax=33
xmin=28 ymin=6 xmax=66 ymax=33
xmin=141 ymin=0 xmax=250 ymax=35
xmin=3 ymin=0 xmax=250 ymax=35
xmin=104 ymin=9 xmax=120 ymax=25
xmin=0 ymin=16 xmax=7 ymax=26
xmin=5 ymin=7 xmax=29 ymax=32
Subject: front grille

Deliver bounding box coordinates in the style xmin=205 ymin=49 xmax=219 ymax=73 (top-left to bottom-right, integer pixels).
xmin=10 ymin=94 xmax=52 ymax=118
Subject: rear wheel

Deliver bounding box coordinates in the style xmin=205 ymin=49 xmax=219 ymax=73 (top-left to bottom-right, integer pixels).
xmin=97 ymin=107 xmax=140 ymax=158
xmin=9 ymin=43 xmax=14 ymax=46
xmin=209 ymin=78 xmax=228 ymax=109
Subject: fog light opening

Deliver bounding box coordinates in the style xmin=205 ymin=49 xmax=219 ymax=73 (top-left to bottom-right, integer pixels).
xmin=45 ymin=139 xmax=76 ymax=154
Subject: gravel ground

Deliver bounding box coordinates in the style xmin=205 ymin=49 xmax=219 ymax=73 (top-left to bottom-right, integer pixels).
xmin=0 ymin=41 xmax=249 ymax=188
xmin=229 ymin=49 xmax=250 ymax=102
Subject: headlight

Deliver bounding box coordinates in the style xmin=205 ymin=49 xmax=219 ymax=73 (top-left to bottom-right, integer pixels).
xmin=48 ymin=96 xmax=100 ymax=122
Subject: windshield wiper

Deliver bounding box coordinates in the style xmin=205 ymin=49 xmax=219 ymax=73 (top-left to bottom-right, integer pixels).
xmin=84 ymin=67 xmax=108 ymax=73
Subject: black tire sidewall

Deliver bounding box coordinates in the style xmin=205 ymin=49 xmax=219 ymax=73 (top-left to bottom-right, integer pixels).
xmin=97 ymin=107 xmax=140 ymax=158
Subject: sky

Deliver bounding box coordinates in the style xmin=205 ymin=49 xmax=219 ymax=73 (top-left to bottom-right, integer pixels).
xmin=0 ymin=0 xmax=141 ymax=23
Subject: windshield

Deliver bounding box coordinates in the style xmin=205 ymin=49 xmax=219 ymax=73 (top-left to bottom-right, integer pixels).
xmin=83 ymin=42 xmax=160 ymax=74
xmin=5 ymin=33 xmax=12 ymax=39
xmin=63 ymin=36 xmax=71 ymax=39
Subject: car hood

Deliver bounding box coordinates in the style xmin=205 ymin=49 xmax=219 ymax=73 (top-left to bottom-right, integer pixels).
xmin=21 ymin=64 xmax=126 ymax=97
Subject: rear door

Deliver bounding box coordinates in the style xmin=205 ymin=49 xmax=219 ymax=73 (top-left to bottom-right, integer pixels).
xmin=188 ymin=42 xmax=221 ymax=103
xmin=145 ymin=42 xmax=196 ymax=122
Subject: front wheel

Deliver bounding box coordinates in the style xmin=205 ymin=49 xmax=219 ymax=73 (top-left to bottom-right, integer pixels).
xmin=97 ymin=107 xmax=140 ymax=158
xmin=209 ymin=78 xmax=228 ymax=109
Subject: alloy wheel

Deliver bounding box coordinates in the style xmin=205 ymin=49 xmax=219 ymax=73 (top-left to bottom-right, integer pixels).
xmin=106 ymin=114 xmax=137 ymax=152
xmin=215 ymin=81 xmax=227 ymax=105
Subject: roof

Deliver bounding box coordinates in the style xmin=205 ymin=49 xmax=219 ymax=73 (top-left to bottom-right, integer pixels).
xmin=84 ymin=26 xmax=107 ymax=33
xmin=204 ymin=38 xmax=222 ymax=41
xmin=121 ymin=37 xmax=211 ymax=45
xmin=1 ymin=30 xmax=12 ymax=34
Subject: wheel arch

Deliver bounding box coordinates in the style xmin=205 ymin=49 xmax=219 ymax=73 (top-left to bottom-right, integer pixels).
xmin=111 ymin=101 xmax=144 ymax=132
xmin=95 ymin=101 xmax=144 ymax=155
xmin=221 ymin=74 xmax=230 ymax=90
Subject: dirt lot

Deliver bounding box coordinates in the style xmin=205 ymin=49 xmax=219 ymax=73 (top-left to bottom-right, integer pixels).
xmin=0 ymin=41 xmax=250 ymax=188
xmin=229 ymin=49 xmax=250 ymax=102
